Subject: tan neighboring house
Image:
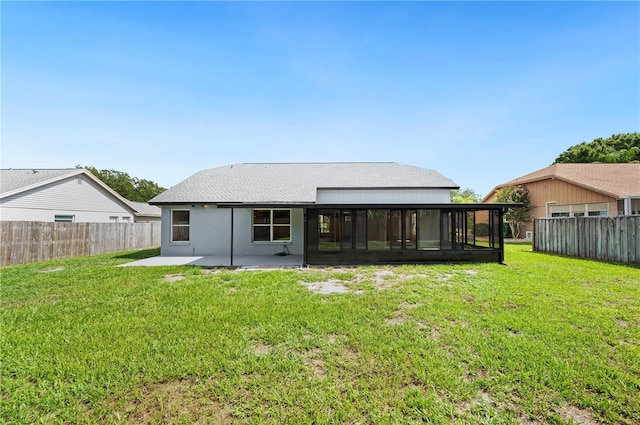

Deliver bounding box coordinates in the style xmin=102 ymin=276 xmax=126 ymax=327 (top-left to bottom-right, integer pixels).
xmin=482 ymin=163 xmax=640 ymax=238
xmin=0 ymin=168 xmax=161 ymax=223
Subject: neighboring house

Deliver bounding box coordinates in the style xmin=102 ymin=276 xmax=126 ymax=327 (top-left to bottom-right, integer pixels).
xmin=482 ymin=163 xmax=640 ymax=237
xmin=149 ymin=162 xmax=515 ymax=264
xmin=129 ymin=201 xmax=162 ymax=223
xmin=0 ymin=168 xmax=161 ymax=223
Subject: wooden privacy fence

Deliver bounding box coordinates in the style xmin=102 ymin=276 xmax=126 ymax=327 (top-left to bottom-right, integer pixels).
xmin=1 ymin=221 xmax=161 ymax=266
xmin=534 ymin=216 xmax=640 ymax=264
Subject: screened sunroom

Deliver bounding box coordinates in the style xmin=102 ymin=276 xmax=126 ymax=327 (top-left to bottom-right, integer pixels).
xmin=304 ymin=205 xmax=508 ymax=264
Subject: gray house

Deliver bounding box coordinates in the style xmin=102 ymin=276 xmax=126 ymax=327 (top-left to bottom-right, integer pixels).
xmin=150 ymin=163 xmax=513 ymax=265
xmin=0 ymin=168 xmax=160 ymax=223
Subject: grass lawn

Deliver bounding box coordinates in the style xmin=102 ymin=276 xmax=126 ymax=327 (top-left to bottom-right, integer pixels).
xmin=1 ymin=244 xmax=639 ymax=424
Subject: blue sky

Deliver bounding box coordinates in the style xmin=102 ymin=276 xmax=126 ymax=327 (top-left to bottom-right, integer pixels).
xmin=2 ymin=1 xmax=638 ymax=197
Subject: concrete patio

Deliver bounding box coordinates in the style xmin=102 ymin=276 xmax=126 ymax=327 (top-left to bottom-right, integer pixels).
xmin=119 ymin=254 xmax=304 ymax=268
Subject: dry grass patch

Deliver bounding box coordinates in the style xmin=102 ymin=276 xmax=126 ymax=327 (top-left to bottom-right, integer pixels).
xmin=97 ymin=379 xmax=234 ymax=424
xmin=303 ymin=348 xmax=327 ymax=380
xmin=38 ymin=266 xmax=65 ymax=273
xmin=164 ymin=274 xmax=185 ymax=283
xmin=559 ymin=404 xmax=604 ymax=425
xmin=386 ymin=310 xmax=407 ymax=326
xmin=253 ymin=343 xmax=274 ymax=356
xmin=300 ymin=279 xmax=349 ymax=294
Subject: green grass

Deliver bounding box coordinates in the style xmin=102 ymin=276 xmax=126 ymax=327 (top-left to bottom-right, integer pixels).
xmin=1 ymin=245 xmax=639 ymax=424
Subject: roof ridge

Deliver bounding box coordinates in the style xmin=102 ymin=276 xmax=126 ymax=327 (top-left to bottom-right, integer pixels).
xmin=237 ymin=162 xmax=397 ymax=165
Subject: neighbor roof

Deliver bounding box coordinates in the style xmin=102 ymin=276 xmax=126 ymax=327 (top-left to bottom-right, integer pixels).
xmin=150 ymin=162 xmax=459 ymax=204
xmin=0 ymin=168 xmax=83 ymax=196
xmin=0 ymin=168 xmax=156 ymax=216
xmin=483 ymin=163 xmax=640 ymax=200
xmin=129 ymin=201 xmax=161 ymax=217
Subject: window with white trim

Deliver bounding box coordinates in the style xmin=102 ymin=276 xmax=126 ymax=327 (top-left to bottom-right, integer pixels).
xmin=588 ymin=210 xmax=608 ymax=217
xmin=171 ymin=210 xmax=190 ymax=242
xmin=252 ymin=209 xmax=291 ymax=242
xmin=54 ymin=215 xmax=74 ymax=222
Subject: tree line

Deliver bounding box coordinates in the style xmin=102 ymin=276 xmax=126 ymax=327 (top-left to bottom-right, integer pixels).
xmin=453 ymin=132 xmax=638 ymax=237
xmin=553 ymin=132 xmax=639 ymax=164
xmin=78 ymin=166 xmax=166 ymax=203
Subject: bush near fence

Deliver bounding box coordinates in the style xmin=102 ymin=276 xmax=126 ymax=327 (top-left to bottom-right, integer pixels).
xmin=0 ymin=221 xmax=161 ymax=266
xmin=534 ymin=216 xmax=640 ymax=264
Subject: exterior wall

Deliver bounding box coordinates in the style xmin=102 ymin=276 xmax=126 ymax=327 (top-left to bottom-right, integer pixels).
xmin=231 ymin=208 xmax=304 ymax=256
xmin=316 ymin=189 xmax=451 ymax=204
xmin=159 ymin=205 xmax=304 ymax=257
xmin=0 ymin=175 xmax=135 ymax=223
xmin=134 ymin=215 xmax=161 ymax=223
xmin=484 ymin=178 xmax=618 ymax=235
xmin=160 ymin=205 xmax=231 ymax=256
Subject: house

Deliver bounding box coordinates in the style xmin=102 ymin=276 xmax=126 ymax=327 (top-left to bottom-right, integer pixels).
xmin=128 ymin=201 xmax=162 ymax=223
xmin=0 ymin=168 xmax=161 ymax=223
xmin=482 ymin=163 xmax=640 ymax=237
xmin=149 ymin=162 xmax=516 ymax=265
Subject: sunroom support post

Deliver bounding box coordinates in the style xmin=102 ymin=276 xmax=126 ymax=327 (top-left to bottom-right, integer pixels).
xmin=230 ymin=207 xmax=234 ymax=266
xmin=499 ymin=208 xmax=505 ymax=264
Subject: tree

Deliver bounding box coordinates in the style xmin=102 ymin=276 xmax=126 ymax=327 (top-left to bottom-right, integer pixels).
xmin=553 ymin=132 xmax=640 ymax=164
xmin=451 ymin=188 xmax=481 ymax=203
xmin=495 ymin=185 xmax=533 ymax=239
xmin=77 ymin=166 xmax=166 ymax=202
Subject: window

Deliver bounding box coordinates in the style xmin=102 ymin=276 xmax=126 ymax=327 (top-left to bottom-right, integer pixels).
xmin=171 ymin=210 xmax=190 ymax=242
xmin=122 ymin=216 xmax=131 ymax=223
xmin=390 ymin=210 xmax=402 ymax=250
xmin=54 ymin=215 xmax=74 ymax=222
xmin=318 ymin=209 xmax=340 ymax=250
xmin=252 ymin=209 xmax=291 ymax=242
xmin=367 ymin=210 xmax=390 ymax=250
xmin=341 ymin=210 xmax=352 ymax=250
xmin=405 ymin=210 xmax=417 ymax=250
xmin=551 ymin=212 xmax=570 ymax=217
xmin=418 ymin=210 xmax=440 ymax=250
xmin=109 ymin=216 xmax=119 ymax=223
xmin=588 ymin=211 xmax=608 ymax=217
xmin=354 ymin=210 xmax=367 ymax=250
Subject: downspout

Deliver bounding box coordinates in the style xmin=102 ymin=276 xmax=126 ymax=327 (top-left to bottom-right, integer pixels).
xmin=303 ymin=209 xmax=307 ymax=267
xmin=623 ymin=197 xmax=631 ymax=215
xmin=545 ymin=201 xmax=556 ymax=218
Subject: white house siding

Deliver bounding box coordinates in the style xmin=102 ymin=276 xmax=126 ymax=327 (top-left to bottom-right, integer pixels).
xmin=134 ymin=215 xmax=162 ymax=223
xmin=0 ymin=175 xmax=134 ymax=222
xmin=316 ymin=189 xmax=451 ymax=204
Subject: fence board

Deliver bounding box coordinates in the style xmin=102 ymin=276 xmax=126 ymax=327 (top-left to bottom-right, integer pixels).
xmin=0 ymin=221 xmax=161 ymax=266
xmin=534 ymin=216 xmax=640 ymax=264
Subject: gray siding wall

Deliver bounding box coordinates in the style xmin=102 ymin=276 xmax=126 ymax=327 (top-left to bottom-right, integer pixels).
xmin=232 ymin=208 xmax=304 ymax=256
xmin=160 ymin=205 xmax=231 ymax=256
xmin=316 ymin=189 xmax=451 ymax=204
xmin=1 ymin=175 xmax=134 ymax=223
xmin=160 ymin=205 xmax=304 ymax=257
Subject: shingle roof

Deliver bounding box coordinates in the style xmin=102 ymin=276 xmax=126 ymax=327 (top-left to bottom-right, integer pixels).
xmin=0 ymin=168 xmax=155 ymax=215
xmin=150 ymin=162 xmax=459 ymax=204
xmin=129 ymin=201 xmax=161 ymax=217
xmin=0 ymin=168 xmax=81 ymax=196
xmin=486 ymin=163 xmax=640 ymax=199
